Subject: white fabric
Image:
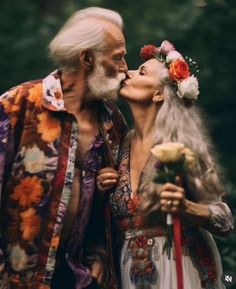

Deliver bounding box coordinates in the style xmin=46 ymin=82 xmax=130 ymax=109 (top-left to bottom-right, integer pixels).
xmin=120 ymin=234 xmax=225 ymax=289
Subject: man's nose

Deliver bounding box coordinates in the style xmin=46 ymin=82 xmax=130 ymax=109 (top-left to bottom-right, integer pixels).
xmin=120 ymin=59 xmax=128 ymax=73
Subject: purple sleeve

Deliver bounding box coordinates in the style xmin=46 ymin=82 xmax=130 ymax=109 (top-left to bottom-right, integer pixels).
xmin=0 ymin=103 xmax=10 ymax=284
xmin=207 ymin=201 xmax=234 ymax=234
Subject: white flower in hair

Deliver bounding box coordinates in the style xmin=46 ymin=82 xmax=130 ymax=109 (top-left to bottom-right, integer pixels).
xmin=166 ymin=51 xmax=183 ymax=64
xmin=177 ymin=75 xmax=199 ymax=100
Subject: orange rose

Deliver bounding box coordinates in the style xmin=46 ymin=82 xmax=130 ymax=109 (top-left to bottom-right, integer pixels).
xmin=169 ymin=59 xmax=190 ymax=81
xmin=11 ymin=176 xmax=44 ymax=207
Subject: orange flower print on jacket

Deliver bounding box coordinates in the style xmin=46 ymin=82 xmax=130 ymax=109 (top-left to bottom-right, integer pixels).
xmin=51 ymin=235 xmax=60 ymax=249
xmin=1 ymin=85 xmax=32 ymax=128
xmin=39 ymin=284 xmax=50 ymax=289
xmin=27 ymin=83 xmax=43 ymax=107
xmin=1 ymin=98 xmax=20 ymax=128
xmin=11 ymin=176 xmax=44 ymax=207
xmin=20 ymin=208 xmax=41 ymax=241
xmin=8 ymin=244 xmax=29 ymax=272
xmin=0 ymin=99 xmax=20 ymax=114
xmin=37 ymin=112 xmax=61 ymax=142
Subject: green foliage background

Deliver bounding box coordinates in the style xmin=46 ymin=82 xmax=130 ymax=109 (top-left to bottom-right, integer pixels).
xmin=0 ymin=0 xmax=235 ymax=284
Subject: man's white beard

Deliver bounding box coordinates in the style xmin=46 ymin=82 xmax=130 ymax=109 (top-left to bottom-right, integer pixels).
xmin=87 ymin=63 xmax=126 ymax=101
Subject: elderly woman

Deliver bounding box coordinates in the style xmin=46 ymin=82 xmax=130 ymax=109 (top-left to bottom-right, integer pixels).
xmin=97 ymin=41 xmax=234 ymax=289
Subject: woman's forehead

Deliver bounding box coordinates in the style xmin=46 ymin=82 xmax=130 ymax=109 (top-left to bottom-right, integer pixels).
xmin=139 ymin=58 xmax=161 ymax=72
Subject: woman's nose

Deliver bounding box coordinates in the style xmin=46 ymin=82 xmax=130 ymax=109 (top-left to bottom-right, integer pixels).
xmin=127 ymin=70 xmax=135 ymax=78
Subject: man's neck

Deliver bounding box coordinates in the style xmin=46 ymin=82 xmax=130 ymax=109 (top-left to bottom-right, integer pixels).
xmin=61 ymin=69 xmax=88 ymax=115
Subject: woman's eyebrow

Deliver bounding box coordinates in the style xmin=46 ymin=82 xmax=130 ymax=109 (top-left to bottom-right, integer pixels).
xmin=139 ymin=65 xmax=148 ymax=72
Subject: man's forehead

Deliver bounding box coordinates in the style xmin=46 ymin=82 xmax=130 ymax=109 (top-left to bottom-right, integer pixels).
xmin=89 ymin=17 xmax=126 ymax=51
xmin=104 ymin=32 xmax=126 ymax=51
xmin=102 ymin=44 xmax=126 ymax=54
xmin=103 ymin=22 xmax=125 ymax=44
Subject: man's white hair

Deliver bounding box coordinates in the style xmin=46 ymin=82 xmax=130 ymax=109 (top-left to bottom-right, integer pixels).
xmin=48 ymin=7 xmax=123 ymax=70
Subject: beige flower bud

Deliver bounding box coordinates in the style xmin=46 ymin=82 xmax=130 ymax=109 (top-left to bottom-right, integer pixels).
xmin=151 ymin=142 xmax=185 ymax=163
xmin=151 ymin=142 xmax=195 ymax=169
xmin=182 ymin=147 xmax=196 ymax=168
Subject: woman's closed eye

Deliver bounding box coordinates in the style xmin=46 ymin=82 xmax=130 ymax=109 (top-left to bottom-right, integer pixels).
xmin=138 ymin=66 xmax=146 ymax=75
xmin=138 ymin=68 xmax=145 ymax=75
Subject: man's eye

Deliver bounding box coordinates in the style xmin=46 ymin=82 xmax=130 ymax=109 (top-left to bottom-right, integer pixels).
xmin=114 ymin=55 xmax=122 ymax=61
xmin=139 ymin=71 xmax=145 ymax=75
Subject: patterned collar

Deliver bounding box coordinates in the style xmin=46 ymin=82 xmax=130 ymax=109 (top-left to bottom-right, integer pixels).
xmin=42 ymin=69 xmax=65 ymax=111
xmin=42 ymin=69 xmax=114 ymax=131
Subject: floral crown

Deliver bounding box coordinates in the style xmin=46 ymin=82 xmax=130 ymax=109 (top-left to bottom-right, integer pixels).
xmin=140 ymin=40 xmax=199 ymax=101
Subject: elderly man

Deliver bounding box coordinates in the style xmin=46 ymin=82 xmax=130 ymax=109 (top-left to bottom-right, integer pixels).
xmin=0 ymin=7 xmax=127 ymax=289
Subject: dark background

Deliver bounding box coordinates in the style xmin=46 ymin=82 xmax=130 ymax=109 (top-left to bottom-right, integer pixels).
xmin=0 ymin=0 xmax=235 ymax=285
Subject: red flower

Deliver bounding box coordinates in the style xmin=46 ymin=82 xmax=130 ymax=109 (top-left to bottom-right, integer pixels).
xmin=119 ymin=218 xmax=130 ymax=231
xmin=135 ymin=236 xmax=147 ymax=247
xmin=169 ymin=59 xmax=190 ymax=81
xmin=133 ymin=215 xmax=144 ymax=228
xmin=140 ymin=45 xmax=158 ymax=61
xmin=127 ymin=194 xmax=140 ymax=214
xmin=208 ymin=269 xmax=216 ymax=280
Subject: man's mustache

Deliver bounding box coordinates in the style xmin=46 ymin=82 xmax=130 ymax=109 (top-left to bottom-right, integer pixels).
xmin=118 ymin=73 xmax=126 ymax=86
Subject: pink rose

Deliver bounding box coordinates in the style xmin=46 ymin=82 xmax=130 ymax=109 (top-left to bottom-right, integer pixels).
xmin=161 ymin=40 xmax=175 ymax=55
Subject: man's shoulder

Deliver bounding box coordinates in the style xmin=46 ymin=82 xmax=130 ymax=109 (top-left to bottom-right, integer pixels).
xmin=103 ymin=101 xmax=128 ymax=142
xmin=104 ymin=101 xmax=124 ymax=120
xmin=103 ymin=100 xmax=119 ymax=113
xmin=0 ymin=79 xmax=44 ymax=110
xmin=1 ymin=79 xmax=43 ymax=99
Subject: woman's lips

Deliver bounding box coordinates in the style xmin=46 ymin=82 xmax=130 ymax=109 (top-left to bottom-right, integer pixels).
xmin=121 ymin=80 xmax=128 ymax=87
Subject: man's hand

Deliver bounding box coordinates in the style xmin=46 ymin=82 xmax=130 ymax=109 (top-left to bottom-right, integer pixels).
xmin=90 ymin=260 xmax=104 ymax=285
xmin=96 ymin=167 xmax=119 ymax=192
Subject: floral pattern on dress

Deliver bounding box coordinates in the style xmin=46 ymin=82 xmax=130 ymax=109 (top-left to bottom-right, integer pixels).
xmin=110 ymin=133 xmax=219 ymax=289
xmin=110 ymin=136 xmax=158 ymax=287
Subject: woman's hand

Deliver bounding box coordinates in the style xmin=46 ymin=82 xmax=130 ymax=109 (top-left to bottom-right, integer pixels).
xmin=90 ymin=260 xmax=104 ymax=285
xmin=96 ymin=167 xmax=119 ymax=192
xmin=158 ymin=177 xmax=186 ymax=214
xmin=158 ymin=177 xmax=211 ymax=225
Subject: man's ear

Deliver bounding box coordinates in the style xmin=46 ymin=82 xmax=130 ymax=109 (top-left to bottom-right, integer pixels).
xmin=79 ymin=50 xmax=94 ymax=68
xmin=152 ymin=89 xmax=164 ymax=103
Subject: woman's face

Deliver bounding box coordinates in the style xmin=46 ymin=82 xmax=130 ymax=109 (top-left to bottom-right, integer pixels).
xmin=119 ymin=58 xmax=163 ymax=103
